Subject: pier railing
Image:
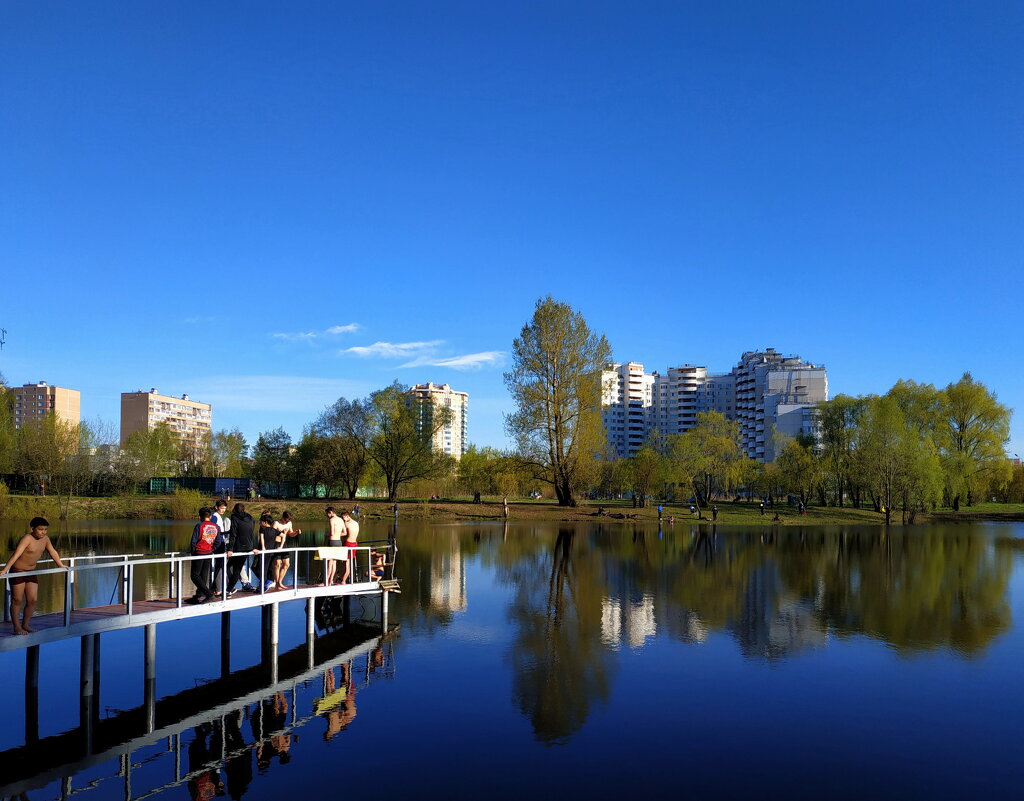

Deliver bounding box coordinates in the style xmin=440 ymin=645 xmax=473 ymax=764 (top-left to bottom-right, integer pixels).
xmin=2 ymin=540 xmax=397 ymax=628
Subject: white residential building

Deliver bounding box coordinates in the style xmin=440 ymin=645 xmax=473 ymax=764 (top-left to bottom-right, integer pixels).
xmin=600 ymin=349 xmax=827 ymax=462
xmin=409 ymin=382 xmax=469 ymax=458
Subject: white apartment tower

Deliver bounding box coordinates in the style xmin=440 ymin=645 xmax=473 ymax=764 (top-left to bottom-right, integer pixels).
xmin=409 ymin=383 xmax=469 ymax=458
xmin=601 ymin=362 xmax=654 ymax=458
xmin=600 ymin=349 xmax=827 ymax=462
xmin=732 ymin=350 xmax=827 ymax=461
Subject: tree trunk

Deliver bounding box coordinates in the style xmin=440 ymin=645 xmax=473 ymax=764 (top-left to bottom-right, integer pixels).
xmin=952 ymin=494 xmax=960 ymax=512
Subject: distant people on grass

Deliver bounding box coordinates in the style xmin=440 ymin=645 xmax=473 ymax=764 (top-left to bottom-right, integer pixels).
xmin=226 ymin=503 xmax=258 ymax=595
xmin=189 ymin=507 xmax=224 ymax=604
xmin=0 ymin=516 xmax=67 ymax=635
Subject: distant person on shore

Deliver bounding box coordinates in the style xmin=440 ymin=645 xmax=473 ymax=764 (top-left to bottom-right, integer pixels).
xmin=189 ymin=507 xmax=224 ymax=604
xmin=324 ymin=506 xmax=344 ymax=586
xmin=0 ymin=516 xmax=67 ymax=634
xmin=503 ymin=497 xmax=509 ymax=518
xmin=392 ymin=502 xmax=399 ymax=518
xmin=226 ymin=503 xmax=258 ymax=595
xmin=352 ymin=503 xmax=360 ymax=518
xmin=271 ymin=512 xmax=300 ymax=590
xmin=759 ymin=501 xmax=765 ymax=516
xmin=657 ymin=504 xmax=663 ymax=521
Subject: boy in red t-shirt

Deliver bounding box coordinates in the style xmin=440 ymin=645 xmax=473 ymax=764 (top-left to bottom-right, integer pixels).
xmin=189 ymin=507 xmax=224 ymax=604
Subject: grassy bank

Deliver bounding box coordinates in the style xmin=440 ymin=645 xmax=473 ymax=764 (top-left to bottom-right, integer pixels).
xmin=1 ymin=492 xmax=1023 ymax=526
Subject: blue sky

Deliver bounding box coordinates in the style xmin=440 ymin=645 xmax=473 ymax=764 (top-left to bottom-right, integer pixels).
xmin=2 ymin=1 xmax=1022 ymax=456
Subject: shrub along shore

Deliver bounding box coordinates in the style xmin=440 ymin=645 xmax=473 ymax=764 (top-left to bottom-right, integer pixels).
xmin=1 ymin=492 xmax=1022 ymax=525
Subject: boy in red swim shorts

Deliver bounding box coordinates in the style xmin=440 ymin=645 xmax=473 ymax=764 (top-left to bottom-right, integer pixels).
xmin=0 ymin=516 xmax=67 ymax=635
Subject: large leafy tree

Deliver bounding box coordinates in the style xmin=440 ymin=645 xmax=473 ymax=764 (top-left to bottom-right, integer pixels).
xmin=939 ymin=373 xmax=1011 ymax=509
xmin=363 ymin=382 xmax=453 ymax=502
xmin=252 ymin=427 xmax=293 ymax=489
xmin=504 ymin=296 xmax=612 ymax=507
xmin=316 ymin=398 xmax=371 ymax=499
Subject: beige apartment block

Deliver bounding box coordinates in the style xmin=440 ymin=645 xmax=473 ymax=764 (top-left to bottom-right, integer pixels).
xmin=11 ymin=382 xmax=81 ymax=430
xmin=409 ymin=382 xmax=469 ymax=458
xmin=120 ymin=388 xmax=212 ymax=446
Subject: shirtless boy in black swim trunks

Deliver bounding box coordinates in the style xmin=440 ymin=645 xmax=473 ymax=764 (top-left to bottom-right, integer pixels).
xmin=0 ymin=517 xmax=67 ymax=635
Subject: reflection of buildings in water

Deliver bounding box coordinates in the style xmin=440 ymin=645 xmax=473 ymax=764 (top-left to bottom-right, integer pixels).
xmin=430 ymin=537 xmax=467 ymax=613
xmin=600 ymin=594 xmax=657 ymax=649
xmin=730 ymin=564 xmax=827 ymax=659
xmin=660 ymin=608 xmax=710 ymax=644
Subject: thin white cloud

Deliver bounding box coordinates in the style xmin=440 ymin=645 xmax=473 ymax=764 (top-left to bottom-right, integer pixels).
xmin=272 ymin=331 xmax=319 ymax=341
xmin=342 ymin=340 xmax=444 ymax=358
xmin=272 ymin=323 xmax=360 ymax=342
xmin=399 ymin=351 xmax=506 ymax=371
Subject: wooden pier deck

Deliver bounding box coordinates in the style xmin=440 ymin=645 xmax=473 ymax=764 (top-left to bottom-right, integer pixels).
xmin=0 ymin=580 xmax=385 ymax=651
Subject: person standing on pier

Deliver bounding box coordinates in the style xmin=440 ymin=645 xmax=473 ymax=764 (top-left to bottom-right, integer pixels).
xmin=0 ymin=516 xmax=67 ymax=635
xmin=210 ymin=500 xmax=231 ymax=595
xmin=189 ymin=507 xmax=224 ymax=604
xmin=324 ymin=506 xmax=345 ymax=586
xmin=270 ymin=511 xmax=300 ymax=590
xmin=339 ymin=510 xmax=360 ymax=584
xmin=226 ymin=503 xmax=258 ymax=595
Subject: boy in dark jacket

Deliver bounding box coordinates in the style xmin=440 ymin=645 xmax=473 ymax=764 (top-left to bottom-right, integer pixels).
xmin=226 ymin=503 xmax=259 ymax=594
xmin=189 ymin=507 xmax=224 ymax=603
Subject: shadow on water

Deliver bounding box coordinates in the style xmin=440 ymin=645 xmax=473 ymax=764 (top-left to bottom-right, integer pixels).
xmin=0 ymin=618 xmax=396 ymax=800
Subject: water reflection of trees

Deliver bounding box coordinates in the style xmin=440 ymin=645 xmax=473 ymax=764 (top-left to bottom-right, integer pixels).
xmin=501 ymin=528 xmax=616 ymax=745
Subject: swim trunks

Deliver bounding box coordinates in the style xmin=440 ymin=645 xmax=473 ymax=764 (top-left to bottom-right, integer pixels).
xmin=8 ymin=567 xmax=38 ymax=586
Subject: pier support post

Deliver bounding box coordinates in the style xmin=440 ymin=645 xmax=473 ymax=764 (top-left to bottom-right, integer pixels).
xmin=343 ymin=595 xmax=352 ymax=626
xmin=381 ymin=590 xmax=389 ymax=633
xmin=261 ymin=602 xmax=279 ymax=682
xmin=144 ymin=624 xmax=157 ymax=734
xmin=25 ymin=645 xmax=40 ymax=743
xmin=80 ymin=634 xmax=97 ymax=753
xmin=220 ymin=612 xmax=231 ymax=678
xmin=306 ymin=598 xmax=315 ymax=669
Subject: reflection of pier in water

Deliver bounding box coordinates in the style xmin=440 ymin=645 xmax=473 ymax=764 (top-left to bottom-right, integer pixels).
xmin=0 ymin=619 xmax=397 ymax=800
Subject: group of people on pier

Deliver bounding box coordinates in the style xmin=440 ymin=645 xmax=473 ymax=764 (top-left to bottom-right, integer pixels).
xmin=187 ymin=502 xmax=364 ymax=605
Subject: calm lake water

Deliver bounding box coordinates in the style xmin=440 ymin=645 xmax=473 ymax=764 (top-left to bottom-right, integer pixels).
xmin=2 ymin=518 xmax=1024 ymax=800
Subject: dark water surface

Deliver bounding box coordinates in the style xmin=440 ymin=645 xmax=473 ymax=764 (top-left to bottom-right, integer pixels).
xmin=2 ymin=519 xmax=1024 ymax=800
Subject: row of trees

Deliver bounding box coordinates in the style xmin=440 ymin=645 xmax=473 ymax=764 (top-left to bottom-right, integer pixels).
xmin=497 ymin=297 xmax=1016 ymax=517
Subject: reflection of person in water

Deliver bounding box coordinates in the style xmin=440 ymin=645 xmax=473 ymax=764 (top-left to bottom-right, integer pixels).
xmin=321 ymin=663 xmax=357 ymax=741
xmin=255 ymin=692 xmax=295 ymax=770
xmin=222 ymin=709 xmax=253 ymax=800
xmin=187 ymin=724 xmax=224 ymax=800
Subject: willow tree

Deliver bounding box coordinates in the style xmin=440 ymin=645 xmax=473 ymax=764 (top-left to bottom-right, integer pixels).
xmin=504 ymin=296 xmax=611 ymax=507
xmin=940 ymin=372 xmax=1011 ymax=510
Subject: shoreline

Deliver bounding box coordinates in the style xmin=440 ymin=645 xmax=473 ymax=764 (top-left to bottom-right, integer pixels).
xmin=1 ymin=495 xmax=1022 ymax=526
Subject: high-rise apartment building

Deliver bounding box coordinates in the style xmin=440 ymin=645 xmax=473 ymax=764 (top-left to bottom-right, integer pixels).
xmin=120 ymin=388 xmax=212 ymax=447
xmin=10 ymin=382 xmax=81 ymax=430
xmin=732 ymin=350 xmax=827 ymax=461
xmin=409 ymin=383 xmax=469 ymax=458
xmin=600 ymin=349 xmax=827 ymax=462
xmin=601 ymin=362 xmax=654 ymax=457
